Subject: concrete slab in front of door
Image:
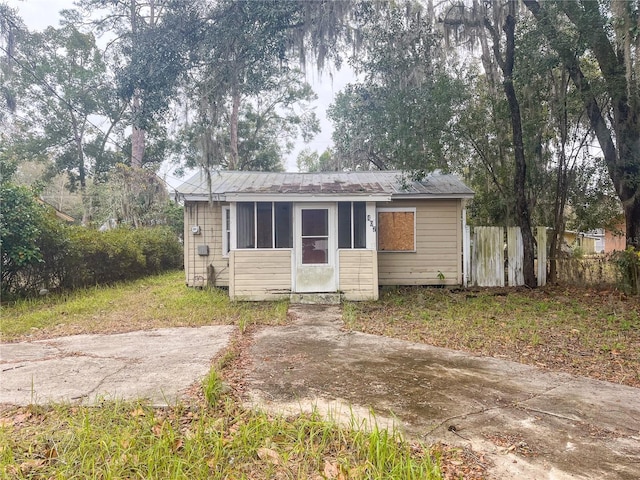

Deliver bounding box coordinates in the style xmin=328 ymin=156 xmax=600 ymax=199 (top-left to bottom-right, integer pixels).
xmin=290 ymin=293 xmax=341 ymax=304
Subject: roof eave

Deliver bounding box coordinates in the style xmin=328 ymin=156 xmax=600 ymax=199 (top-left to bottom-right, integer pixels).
xmin=390 ymin=193 xmax=475 ymax=200
xmin=180 ymin=193 xmax=226 ymax=202
xmin=180 ymin=192 xmax=474 ymax=202
xmin=225 ymin=193 xmax=392 ymax=202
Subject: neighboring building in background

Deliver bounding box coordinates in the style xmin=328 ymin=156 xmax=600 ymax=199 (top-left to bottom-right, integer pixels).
xmin=586 ymin=220 xmax=627 ymax=254
xmin=560 ymin=230 xmax=600 ymax=255
xmin=604 ymin=221 xmax=627 ymax=252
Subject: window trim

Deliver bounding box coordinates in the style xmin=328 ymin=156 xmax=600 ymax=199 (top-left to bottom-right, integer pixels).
xmin=377 ymin=207 xmax=417 ymax=253
xmin=222 ymin=206 xmax=231 ymax=257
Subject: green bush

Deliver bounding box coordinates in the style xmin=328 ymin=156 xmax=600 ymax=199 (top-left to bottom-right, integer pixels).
xmin=613 ymin=247 xmax=640 ymax=295
xmin=1 ymin=188 xmax=183 ymax=297
xmin=60 ymin=227 xmax=183 ymax=290
xmin=1 ymin=184 xmax=48 ymax=297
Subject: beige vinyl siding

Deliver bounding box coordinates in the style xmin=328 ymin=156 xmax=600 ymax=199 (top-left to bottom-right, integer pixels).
xmin=229 ymin=250 xmax=292 ymax=300
xmin=184 ymin=201 xmax=229 ymax=287
xmin=339 ymin=250 xmax=378 ymax=300
xmin=377 ymin=199 xmax=462 ymax=286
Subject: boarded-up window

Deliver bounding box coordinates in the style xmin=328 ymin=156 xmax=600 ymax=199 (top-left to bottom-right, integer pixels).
xmin=377 ymin=209 xmax=415 ymax=251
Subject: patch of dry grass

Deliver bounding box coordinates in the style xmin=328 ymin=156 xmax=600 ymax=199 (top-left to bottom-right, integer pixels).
xmin=0 ymin=389 xmax=442 ymax=479
xmin=0 ymin=271 xmax=288 ymax=342
xmin=343 ymin=286 xmax=640 ymax=387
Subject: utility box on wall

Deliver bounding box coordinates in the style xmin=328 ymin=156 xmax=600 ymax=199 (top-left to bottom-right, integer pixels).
xmin=197 ymin=245 xmax=209 ymax=256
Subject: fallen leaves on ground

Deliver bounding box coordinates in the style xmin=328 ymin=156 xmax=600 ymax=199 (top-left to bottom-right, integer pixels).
xmin=482 ymin=432 xmax=537 ymax=457
xmin=431 ymin=442 xmax=490 ymax=480
xmin=345 ymin=285 xmax=640 ymax=387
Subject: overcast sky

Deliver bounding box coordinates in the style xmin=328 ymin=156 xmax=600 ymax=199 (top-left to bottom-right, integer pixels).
xmin=7 ymin=0 xmax=353 ymax=178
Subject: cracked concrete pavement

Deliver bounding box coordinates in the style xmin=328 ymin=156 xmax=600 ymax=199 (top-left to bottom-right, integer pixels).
xmin=243 ymin=305 xmax=640 ymax=480
xmin=0 ymin=326 xmax=234 ymax=405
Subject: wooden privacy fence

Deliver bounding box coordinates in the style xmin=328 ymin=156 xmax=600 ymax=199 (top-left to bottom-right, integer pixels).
xmin=469 ymin=226 xmax=547 ymax=287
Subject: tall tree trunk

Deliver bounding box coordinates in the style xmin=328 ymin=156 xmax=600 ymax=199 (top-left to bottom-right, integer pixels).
xmin=549 ymin=71 xmax=571 ymax=284
xmin=229 ymin=81 xmax=240 ymax=170
xmin=491 ymin=5 xmax=537 ymax=286
xmin=549 ymin=153 xmax=568 ymax=284
xmin=471 ymin=11 xmax=514 ymax=226
xmin=70 ymin=110 xmax=91 ymax=225
xmin=129 ymin=0 xmax=148 ymax=169
xmin=624 ymin=194 xmax=640 ymax=249
xmin=131 ymin=89 xmax=145 ymax=168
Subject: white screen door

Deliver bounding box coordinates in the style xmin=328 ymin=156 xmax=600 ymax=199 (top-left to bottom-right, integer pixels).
xmin=295 ymin=204 xmax=336 ymax=292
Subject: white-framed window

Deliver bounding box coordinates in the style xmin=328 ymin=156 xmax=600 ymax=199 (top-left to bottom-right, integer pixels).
xmin=377 ymin=207 xmax=416 ymax=252
xmin=236 ymin=202 xmax=293 ymax=249
xmin=222 ymin=206 xmax=230 ymax=257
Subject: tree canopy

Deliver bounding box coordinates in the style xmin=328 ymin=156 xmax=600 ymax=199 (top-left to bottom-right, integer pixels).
xmin=2 ymin=0 xmax=638 ymax=279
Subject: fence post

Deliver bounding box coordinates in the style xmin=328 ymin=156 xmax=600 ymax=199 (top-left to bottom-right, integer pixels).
xmin=473 ymin=226 xmax=505 ymax=287
xmin=537 ymin=227 xmax=547 ymax=286
xmin=507 ymin=227 xmax=524 ymax=286
xmin=464 ymin=225 xmax=471 ymax=287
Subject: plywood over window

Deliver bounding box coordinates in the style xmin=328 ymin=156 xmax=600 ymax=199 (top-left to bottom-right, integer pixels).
xmin=378 ymin=209 xmax=415 ymax=251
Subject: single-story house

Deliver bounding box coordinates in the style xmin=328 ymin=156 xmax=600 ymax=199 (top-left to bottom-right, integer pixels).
xmin=560 ymin=230 xmax=600 ymax=255
xmin=175 ymin=170 xmax=474 ymax=301
xmin=603 ymin=222 xmax=627 ymax=252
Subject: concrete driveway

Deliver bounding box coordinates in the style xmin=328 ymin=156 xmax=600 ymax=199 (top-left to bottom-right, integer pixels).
xmin=0 ymin=326 xmax=234 ymax=405
xmin=243 ymin=305 xmax=640 ymax=480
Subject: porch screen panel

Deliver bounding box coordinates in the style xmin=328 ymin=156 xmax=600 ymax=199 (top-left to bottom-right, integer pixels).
xmin=338 ymin=202 xmax=367 ymax=249
xmin=378 ymin=210 xmax=415 ymax=251
xmin=353 ymin=202 xmax=366 ymax=248
xmin=301 ymin=209 xmax=328 ymax=264
xmin=237 ymin=202 xmax=255 ymax=248
xmin=338 ymin=202 xmax=351 ymax=248
xmin=275 ymin=202 xmax=293 ymax=248
xmin=256 ymin=202 xmax=273 ymax=248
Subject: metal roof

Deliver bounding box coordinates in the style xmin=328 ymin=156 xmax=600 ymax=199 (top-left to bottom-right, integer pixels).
xmin=176 ymin=170 xmax=474 ymax=200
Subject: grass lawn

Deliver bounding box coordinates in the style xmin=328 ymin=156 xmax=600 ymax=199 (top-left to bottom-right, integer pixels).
xmin=0 ymin=270 xmax=288 ymax=342
xmin=0 ymin=398 xmax=443 ymax=479
xmin=344 ymin=285 xmax=640 ymax=387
